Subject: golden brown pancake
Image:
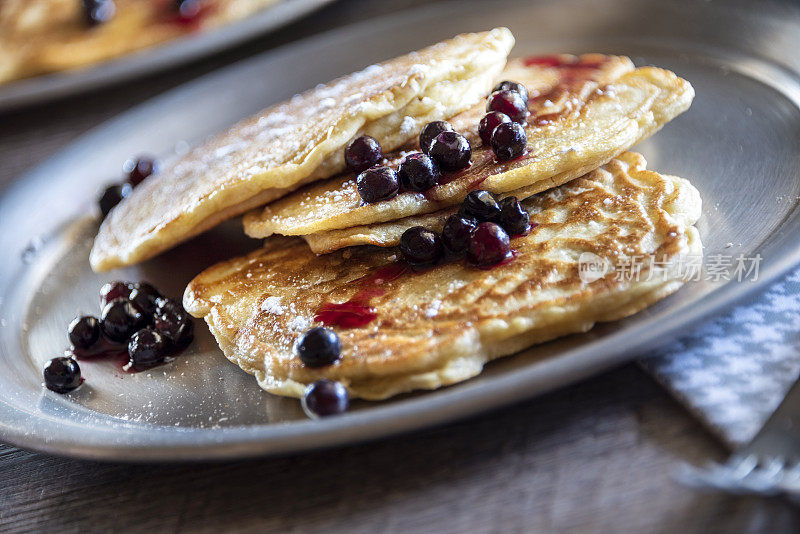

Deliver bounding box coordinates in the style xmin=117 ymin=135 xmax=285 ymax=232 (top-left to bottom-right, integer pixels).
xmin=90 ymin=28 xmax=514 ymax=272
xmin=185 ymin=152 xmax=702 ymax=400
xmin=0 ymin=0 xmax=284 ymax=84
xmin=243 ymin=58 xmax=693 ymax=241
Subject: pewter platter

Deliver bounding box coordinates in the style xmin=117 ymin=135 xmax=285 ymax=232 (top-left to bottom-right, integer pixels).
xmin=0 ymin=0 xmax=333 ymax=112
xmin=1 ymin=0 xmax=799 ymax=461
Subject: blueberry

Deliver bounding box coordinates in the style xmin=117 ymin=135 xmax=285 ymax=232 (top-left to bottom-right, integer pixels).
xmin=99 ymin=183 xmax=132 ymax=219
xmin=356 ymin=166 xmax=399 ymax=203
xmin=43 ymin=357 xmax=82 ymax=393
xmin=397 ymin=152 xmax=441 ymax=192
xmin=419 ymin=121 xmax=454 ymax=154
xmin=429 ymin=131 xmax=471 ymax=171
xmin=467 ymin=222 xmax=511 ymax=267
xmin=82 ymin=0 xmax=115 ymax=26
xmin=176 ymin=0 xmax=202 ymax=18
xmin=345 ymin=135 xmax=383 ymax=173
xmin=123 ymin=157 xmax=156 ymax=187
xmin=461 ymin=190 xmax=500 ymax=221
xmin=491 ymin=122 xmax=527 ymax=161
xmin=478 ymin=111 xmax=512 ymax=146
xmin=100 ymin=298 xmax=146 ymax=342
xmin=129 ymin=282 xmax=163 ymax=316
xmin=301 ymin=380 xmax=349 ymax=418
xmin=68 ymin=316 xmax=101 ymax=350
xmin=498 ymin=197 xmax=530 ymax=235
xmin=486 ymin=90 xmax=528 ymax=123
xmin=441 ymin=214 xmax=478 ymax=256
xmin=492 ymin=80 xmax=529 ymax=106
xmin=295 ymin=327 xmax=341 ymax=367
xmin=100 ymin=281 xmax=134 ymax=306
xmin=128 ymin=328 xmax=167 ymax=368
xmin=153 ymin=298 xmax=194 ymax=351
xmin=399 ymin=226 xmax=443 ymax=267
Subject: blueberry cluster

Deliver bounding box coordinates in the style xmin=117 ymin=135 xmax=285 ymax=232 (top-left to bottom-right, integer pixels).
xmin=96 ymin=281 xmax=194 ymax=362
xmin=479 ymin=80 xmax=530 ymax=161
xmin=348 ymin=121 xmax=472 ymax=204
xmin=98 ymin=156 xmax=157 ymax=219
xmin=399 ymin=190 xmax=530 ymax=269
xmin=43 ymin=281 xmax=194 ymax=394
xmin=349 ymin=80 xmax=531 ymax=204
xmin=293 ymin=327 xmax=350 ymax=418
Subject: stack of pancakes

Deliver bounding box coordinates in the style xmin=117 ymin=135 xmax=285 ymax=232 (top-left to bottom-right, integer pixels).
xmin=91 ymin=28 xmax=702 ymax=401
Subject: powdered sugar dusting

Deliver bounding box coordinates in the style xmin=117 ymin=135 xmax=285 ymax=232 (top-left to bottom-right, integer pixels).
xmin=425 ymin=300 xmax=442 ymax=318
xmin=260 ymin=296 xmax=284 ymax=315
xmin=399 ymin=116 xmax=417 ymax=136
xmin=288 ymin=316 xmax=311 ymax=332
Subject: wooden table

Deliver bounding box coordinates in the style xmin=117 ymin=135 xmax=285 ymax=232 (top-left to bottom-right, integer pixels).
xmin=1 ymin=1 xmax=799 ymax=531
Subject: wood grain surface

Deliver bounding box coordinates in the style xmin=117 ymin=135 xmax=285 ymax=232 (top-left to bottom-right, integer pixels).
xmin=1 ymin=1 xmax=799 ymax=532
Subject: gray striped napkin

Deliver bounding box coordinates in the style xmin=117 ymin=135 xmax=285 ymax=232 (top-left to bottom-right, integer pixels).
xmin=642 ymin=268 xmax=800 ymax=448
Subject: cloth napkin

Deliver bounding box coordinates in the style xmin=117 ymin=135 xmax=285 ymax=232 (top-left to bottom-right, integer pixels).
xmin=642 ymin=268 xmax=800 ymax=448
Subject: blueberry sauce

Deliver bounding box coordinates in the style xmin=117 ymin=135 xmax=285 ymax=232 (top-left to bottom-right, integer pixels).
xmin=523 ymin=55 xmax=605 ymax=69
xmin=314 ymin=263 xmax=408 ymax=328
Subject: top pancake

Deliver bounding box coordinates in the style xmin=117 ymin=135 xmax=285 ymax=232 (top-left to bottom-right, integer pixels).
xmin=185 ymin=152 xmax=702 ymax=400
xmin=89 ymin=27 xmax=514 ymax=272
xmin=243 ymin=56 xmax=694 ymax=240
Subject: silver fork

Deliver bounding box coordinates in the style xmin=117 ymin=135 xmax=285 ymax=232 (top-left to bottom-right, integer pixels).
xmin=675 ymin=377 xmax=800 ymax=502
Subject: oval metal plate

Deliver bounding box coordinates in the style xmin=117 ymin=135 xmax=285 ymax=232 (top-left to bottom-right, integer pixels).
xmin=1 ymin=0 xmax=799 ymax=460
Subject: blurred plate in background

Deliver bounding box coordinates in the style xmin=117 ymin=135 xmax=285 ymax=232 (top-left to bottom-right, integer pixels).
xmin=0 ymin=0 xmax=334 ymax=112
